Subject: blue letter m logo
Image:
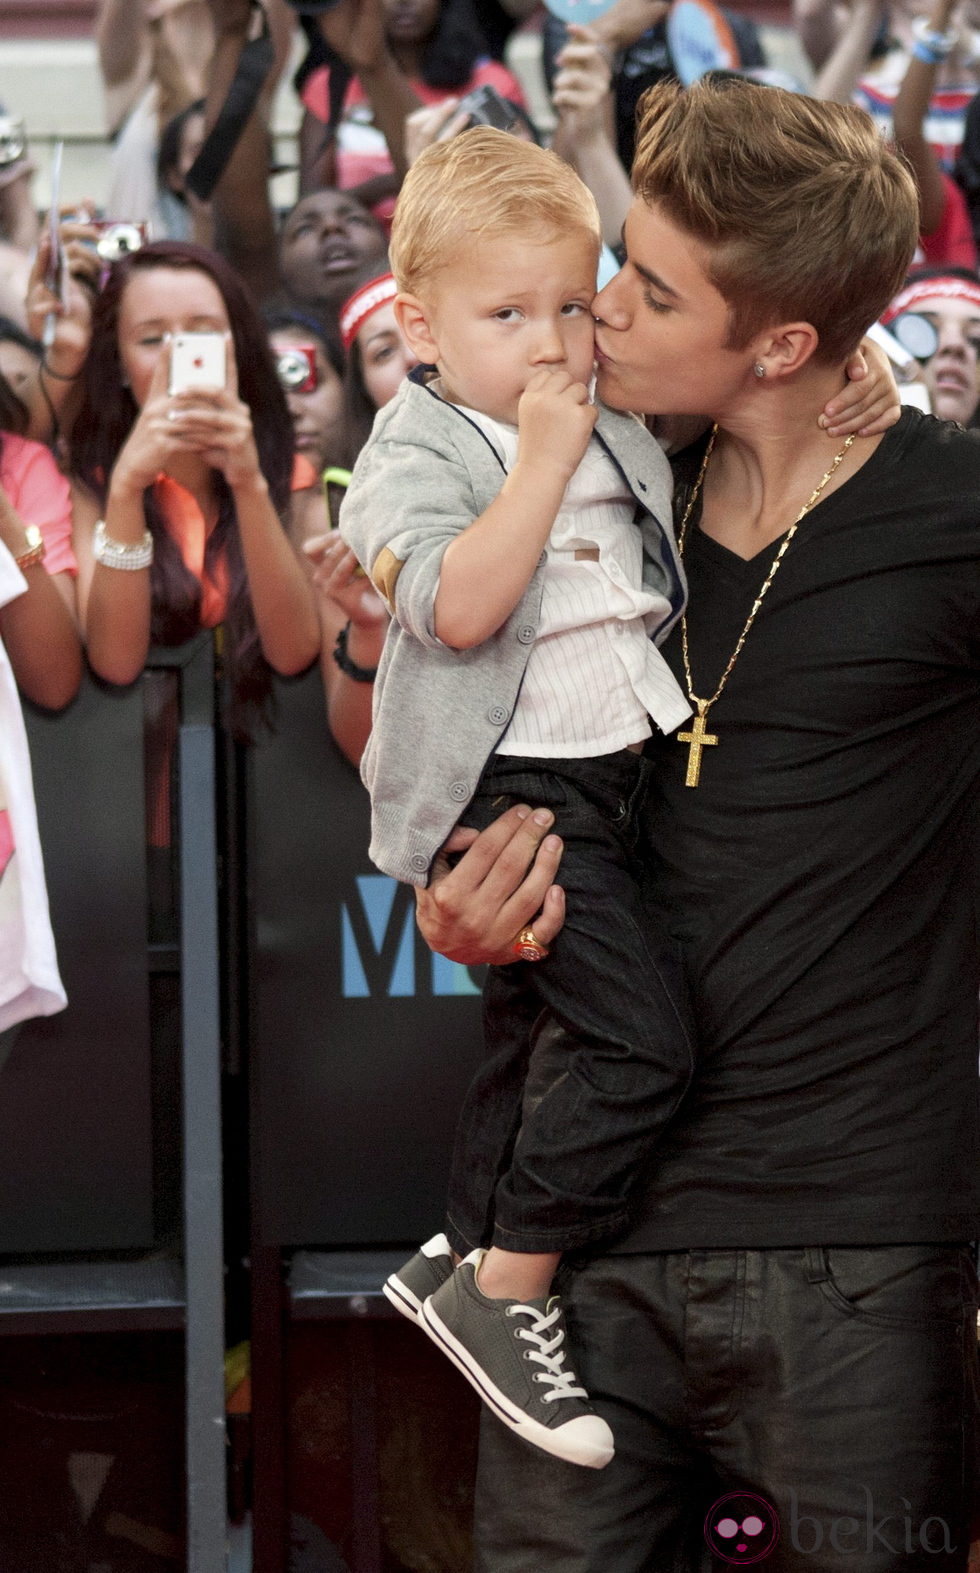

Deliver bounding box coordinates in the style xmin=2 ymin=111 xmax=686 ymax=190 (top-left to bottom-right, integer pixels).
xmin=341 ymin=875 xmax=482 ymax=999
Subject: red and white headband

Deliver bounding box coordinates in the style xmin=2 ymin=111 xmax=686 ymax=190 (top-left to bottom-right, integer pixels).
xmin=882 ymin=275 xmax=980 ymax=325
xmin=340 ymin=273 xmax=398 ymax=352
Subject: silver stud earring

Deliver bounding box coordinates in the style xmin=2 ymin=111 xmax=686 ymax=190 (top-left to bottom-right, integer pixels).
xmin=753 ymin=362 xmax=766 ymax=379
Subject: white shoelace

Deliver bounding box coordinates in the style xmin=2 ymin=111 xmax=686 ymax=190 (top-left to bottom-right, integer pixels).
xmin=508 ymin=1300 xmax=588 ymax=1403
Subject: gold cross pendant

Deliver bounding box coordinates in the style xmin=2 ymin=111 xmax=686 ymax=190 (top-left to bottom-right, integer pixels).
xmin=677 ymin=702 xmax=718 ymax=787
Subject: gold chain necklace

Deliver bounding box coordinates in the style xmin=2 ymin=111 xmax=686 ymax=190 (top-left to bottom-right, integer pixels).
xmin=676 ymin=423 xmax=855 ymax=787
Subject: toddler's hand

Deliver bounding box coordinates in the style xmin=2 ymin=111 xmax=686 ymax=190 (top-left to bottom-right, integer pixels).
xmin=819 ymin=337 xmax=901 ymax=437
xmin=516 ymin=368 xmax=597 ymax=483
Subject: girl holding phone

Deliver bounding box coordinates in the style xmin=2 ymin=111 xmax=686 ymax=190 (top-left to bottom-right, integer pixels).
xmin=68 ymin=240 xmax=319 ymax=739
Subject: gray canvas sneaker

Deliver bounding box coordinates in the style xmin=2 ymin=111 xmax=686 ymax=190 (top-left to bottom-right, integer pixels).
xmin=420 ymin=1252 xmax=614 ymax=1469
xmin=383 ymin=1233 xmax=455 ymax=1323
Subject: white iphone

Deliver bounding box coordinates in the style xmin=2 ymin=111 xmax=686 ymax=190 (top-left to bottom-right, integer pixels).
xmin=169 ymin=332 xmax=227 ymax=395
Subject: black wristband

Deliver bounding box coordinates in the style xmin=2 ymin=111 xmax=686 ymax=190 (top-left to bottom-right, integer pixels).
xmin=333 ymin=621 xmax=377 ymax=683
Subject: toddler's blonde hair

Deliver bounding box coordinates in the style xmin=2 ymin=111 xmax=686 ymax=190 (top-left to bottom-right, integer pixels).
xmin=390 ymin=127 xmax=602 ymax=295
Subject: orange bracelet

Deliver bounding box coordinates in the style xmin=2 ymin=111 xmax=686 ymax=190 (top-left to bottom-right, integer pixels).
xmin=14 ymin=525 xmax=45 ymax=570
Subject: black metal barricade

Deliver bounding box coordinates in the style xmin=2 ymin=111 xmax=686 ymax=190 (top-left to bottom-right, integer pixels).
xmin=0 ymin=637 xmax=226 ymax=1573
xmin=0 ymin=666 xmax=154 ymax=1254
xmin=247 ymin=663 xmax=487 ymax=1252
xmin=246 ymin=664 xmax=487 ymax=1573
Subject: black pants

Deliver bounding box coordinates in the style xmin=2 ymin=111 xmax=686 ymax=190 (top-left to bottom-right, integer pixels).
xmin=473 ymin=1244 xmax=980 ymax=1571
xmin=447 ymin=750 xmax=696 ymax=1256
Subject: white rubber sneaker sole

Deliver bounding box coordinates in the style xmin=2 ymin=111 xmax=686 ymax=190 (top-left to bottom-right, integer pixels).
xmin=382 ymin=1233 xmax=454 ymax=1325
xmin=382 ymin=1275 xmax=422 ymax=1323
xmin=419 ymin=1296 xmax=615 ymax=1469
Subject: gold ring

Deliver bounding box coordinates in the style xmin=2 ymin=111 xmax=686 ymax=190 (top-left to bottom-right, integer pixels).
xmin=513 ymin=927 xmax=549 ymax=962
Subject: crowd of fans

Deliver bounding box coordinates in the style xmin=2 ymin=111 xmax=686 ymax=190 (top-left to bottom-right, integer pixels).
xmin=0 ymin=0 xmax=977 ymax=757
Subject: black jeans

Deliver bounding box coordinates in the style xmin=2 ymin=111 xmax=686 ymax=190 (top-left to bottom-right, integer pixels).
xmin=473 ymin=1243 xmax=980 ymax=1571
xmin=446 ymin=750 xmax=696 ymax=1256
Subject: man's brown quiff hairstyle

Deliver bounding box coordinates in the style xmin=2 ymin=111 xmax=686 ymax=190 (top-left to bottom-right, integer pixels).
xmin=631 ymin=75 xmax=919 ymax=364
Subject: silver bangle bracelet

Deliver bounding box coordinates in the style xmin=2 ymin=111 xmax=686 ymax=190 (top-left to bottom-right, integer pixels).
xmin=93 ymin=519 xmax=154 ymax=572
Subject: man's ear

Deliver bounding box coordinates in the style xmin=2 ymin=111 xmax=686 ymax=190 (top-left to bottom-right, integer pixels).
xmin=394 ymin=293 xmax=440 ymax=365
xmin=752 ymin=321 xmax=819 ymax=380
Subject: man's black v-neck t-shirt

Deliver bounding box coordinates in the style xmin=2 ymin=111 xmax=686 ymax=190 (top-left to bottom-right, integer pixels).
xmin=617 ymin=408 xmax=980 ymax=1251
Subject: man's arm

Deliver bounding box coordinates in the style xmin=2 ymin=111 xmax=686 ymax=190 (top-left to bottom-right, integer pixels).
xmin=550 ymin=27 xmax=632 ymax=250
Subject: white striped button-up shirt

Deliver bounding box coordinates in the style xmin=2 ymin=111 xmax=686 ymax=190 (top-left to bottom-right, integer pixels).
xmin=457 ymin=405 xmax=692 ymax=758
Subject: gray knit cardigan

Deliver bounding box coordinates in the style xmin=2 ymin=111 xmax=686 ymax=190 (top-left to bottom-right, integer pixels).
xmin=340 ymin=370 xmax=686 ymax=886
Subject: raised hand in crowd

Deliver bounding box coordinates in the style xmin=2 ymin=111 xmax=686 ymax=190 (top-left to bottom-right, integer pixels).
xmin=97 ymin=0 xmax=217 ymax=230
xmin=893 ymin=0 xmax=978 ymax=264
xmin=196 ymin=0 xmax=385 ymax=334
xmin=94 ymin=327 xmax=186 ymax=494
xmin=23 ymin=218 xmax=102 ymax=446
xmin=813 ymin=0 xmax=888 ymax=101
xmin=196 ymin=0 xmax=293 ymax=307
xmin=297 ymin=0 xmax=526 ymax=211
xmin=308 ymin=0 xmax=422 ymax=182
xmin=793 ymin=0 xmax=853 ymax=73
xmin=97 ymin=0 xmax=212 ymax=123
xmin=551 ymin=26 xmax=632 ymax=248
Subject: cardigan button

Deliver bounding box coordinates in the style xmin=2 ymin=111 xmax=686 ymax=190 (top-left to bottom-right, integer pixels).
xmin=517 ymin=625 xmax=536 ymax=644
xmin=449 ymin=781 xmax=470 ymax=801
xmin=488 ymin=705 xmax=509 ymax=725
xmin=410 ymin=853 xmax=430 ymax=873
